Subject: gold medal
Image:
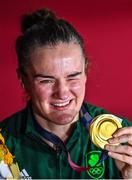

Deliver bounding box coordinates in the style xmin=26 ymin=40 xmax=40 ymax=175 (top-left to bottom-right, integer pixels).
xmin=89 ymin=114 xmax=122 ymax=149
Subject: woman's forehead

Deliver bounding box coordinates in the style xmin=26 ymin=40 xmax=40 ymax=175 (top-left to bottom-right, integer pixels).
xmin=29 ymin=42 xmax=84 ymax=65
xmin=26 ymin=42 xmax=85 ymax=77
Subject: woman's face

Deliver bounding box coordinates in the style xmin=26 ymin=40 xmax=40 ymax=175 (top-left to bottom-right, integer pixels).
xmin=24 ymin=42 xmax=87 ymax=125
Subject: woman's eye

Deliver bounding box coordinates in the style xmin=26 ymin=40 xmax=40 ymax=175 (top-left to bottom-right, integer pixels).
xmin=40 ymin=80 xmax=54 ymax=84
xmin=67 ymin=78 xmax=77 ymax=81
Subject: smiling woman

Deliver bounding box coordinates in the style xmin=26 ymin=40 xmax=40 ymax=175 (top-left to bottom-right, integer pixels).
xmin=0 ymin=8 xmax=132 ymax=179
xmin=26 ymin=42 xmax=87 ymax=127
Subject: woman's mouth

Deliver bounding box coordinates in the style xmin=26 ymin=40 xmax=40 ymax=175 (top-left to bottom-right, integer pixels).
xmin=50 ymin=100 xmax=72 ymax=110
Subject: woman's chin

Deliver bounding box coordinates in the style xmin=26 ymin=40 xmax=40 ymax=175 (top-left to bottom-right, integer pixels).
xmin=48 ymin=111 xmax=78 ymax=125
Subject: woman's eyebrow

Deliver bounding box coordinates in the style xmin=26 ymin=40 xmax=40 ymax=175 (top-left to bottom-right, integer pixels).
xmin=67 ymin=72 xmax=82 ymax=78
xmin=33 ymin=72 xmax=82 ymax=79
xmin=33 ymin=74 xmax=55 ymax=79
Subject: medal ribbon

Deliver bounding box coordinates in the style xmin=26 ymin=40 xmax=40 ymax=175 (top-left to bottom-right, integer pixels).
xmin=33 ymin=102 xmax=107 ymax=172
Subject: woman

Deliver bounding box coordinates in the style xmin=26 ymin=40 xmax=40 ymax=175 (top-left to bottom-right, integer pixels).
xmin=0 ymin=8 xmax=132 ymax=179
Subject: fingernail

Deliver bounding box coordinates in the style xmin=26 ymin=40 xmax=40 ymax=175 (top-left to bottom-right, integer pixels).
xmin=113 ymin=134 xmax=117 ymax=137
xmin=108 ymin=139 xmax=114 ymax=143
xmin=105 ymin=145 xmax=109 ymax=150
xmin=108 ymin=152 xmax=112 ymax=156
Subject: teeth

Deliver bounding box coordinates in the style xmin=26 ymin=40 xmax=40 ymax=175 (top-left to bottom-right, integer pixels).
xmin=52 ymin=101 xmax=70 ymax=107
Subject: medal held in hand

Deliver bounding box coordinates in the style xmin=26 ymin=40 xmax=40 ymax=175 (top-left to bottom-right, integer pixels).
xmin=89 ymin=114 xmax=122 ymax=149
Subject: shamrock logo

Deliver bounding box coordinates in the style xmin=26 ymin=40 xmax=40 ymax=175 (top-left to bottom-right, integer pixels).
xmin=86 ymin=151 xmax=105 ymax=179
xmin=88 ymin=154 xmax=99 ymax=167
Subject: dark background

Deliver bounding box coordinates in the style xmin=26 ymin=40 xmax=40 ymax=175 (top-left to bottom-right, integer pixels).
xmin=0 ymin=0 xmax=132 ymax=120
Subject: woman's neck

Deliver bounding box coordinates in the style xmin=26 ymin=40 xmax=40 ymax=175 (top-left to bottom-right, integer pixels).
xmin=34 ymin=113 xmax=78 ymax=142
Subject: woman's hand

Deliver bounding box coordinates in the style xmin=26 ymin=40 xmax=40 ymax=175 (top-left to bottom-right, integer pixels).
xmin=105 ymin=126 xmax=132 ymax=179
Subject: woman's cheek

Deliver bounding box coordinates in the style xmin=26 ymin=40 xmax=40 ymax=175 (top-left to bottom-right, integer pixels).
xmin=70 ymin=81 xmax=85 ymax=94
xmin=32 ymin=85 xmax=52 ymax=100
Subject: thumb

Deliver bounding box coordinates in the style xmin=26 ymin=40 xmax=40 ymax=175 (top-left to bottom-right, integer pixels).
xmin=122 ymin=164 xmax=132 ymax=179
xmin=115 ymin=159 xmax=125 ymax=171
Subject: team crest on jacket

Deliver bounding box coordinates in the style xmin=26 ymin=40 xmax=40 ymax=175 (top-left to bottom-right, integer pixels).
xmin=85 ymin=150 xmax=105 ymax=179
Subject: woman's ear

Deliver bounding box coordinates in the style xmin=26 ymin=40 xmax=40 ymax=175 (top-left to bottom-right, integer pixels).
xmin=16 ymin=68 xmax=25 ymax=89
xmin=16 ymin=68 xmax=31 ymax=101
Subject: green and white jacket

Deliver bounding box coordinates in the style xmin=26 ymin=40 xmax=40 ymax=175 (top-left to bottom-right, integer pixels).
xmin=0 ymin=102 xmax=131 ymax=179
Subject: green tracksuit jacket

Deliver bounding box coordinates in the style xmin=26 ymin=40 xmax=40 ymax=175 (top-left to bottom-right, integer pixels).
xmin=0 ymin=102 xmax=131 ymax=179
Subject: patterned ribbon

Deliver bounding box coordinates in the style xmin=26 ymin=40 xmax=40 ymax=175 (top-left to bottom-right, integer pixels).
xmin=33 ymin=102 xmax=107 ymax=172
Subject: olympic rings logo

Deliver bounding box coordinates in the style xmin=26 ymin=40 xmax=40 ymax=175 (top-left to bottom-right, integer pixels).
xmin=89 ymin=167 xmax=103 ymax=175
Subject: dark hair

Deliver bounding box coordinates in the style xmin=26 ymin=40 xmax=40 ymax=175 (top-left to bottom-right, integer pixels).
xmin=16 ymin=8 xmax=87 ymax=76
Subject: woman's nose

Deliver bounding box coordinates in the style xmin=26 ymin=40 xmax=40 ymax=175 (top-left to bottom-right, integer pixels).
xmin=53 ymin=80 xmax=70 ymax=100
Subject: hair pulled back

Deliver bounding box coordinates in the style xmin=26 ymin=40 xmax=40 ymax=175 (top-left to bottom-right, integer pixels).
xmin=16 ymin=8 xmax=87 ymax=76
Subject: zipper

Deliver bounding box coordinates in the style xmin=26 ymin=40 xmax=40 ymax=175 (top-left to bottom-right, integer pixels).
xmin=26 ymin=132 xmax=61 ymax=178
xmin=26 ymin=132 xmax=62 ymax=156
xmin=53 ymin=144 xmax=62 ymax=157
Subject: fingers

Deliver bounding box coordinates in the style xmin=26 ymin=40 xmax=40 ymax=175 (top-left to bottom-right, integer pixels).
xmin=106 ymin=126 xmax=132 ymax=179
xmin=107 ymin=151 xmax=132 ymax=165
xmin=105 ymin=144 xmax=132 ymax=165
xmin=108 ymin=126 xmax=132 ymax=145
xmin=108 ymin=134 xmax=132 ymax=144
xmin=105 ymin=144 xmax=132 ymax=156
xmin=113 ymin=127 xmax=132 ymax=137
